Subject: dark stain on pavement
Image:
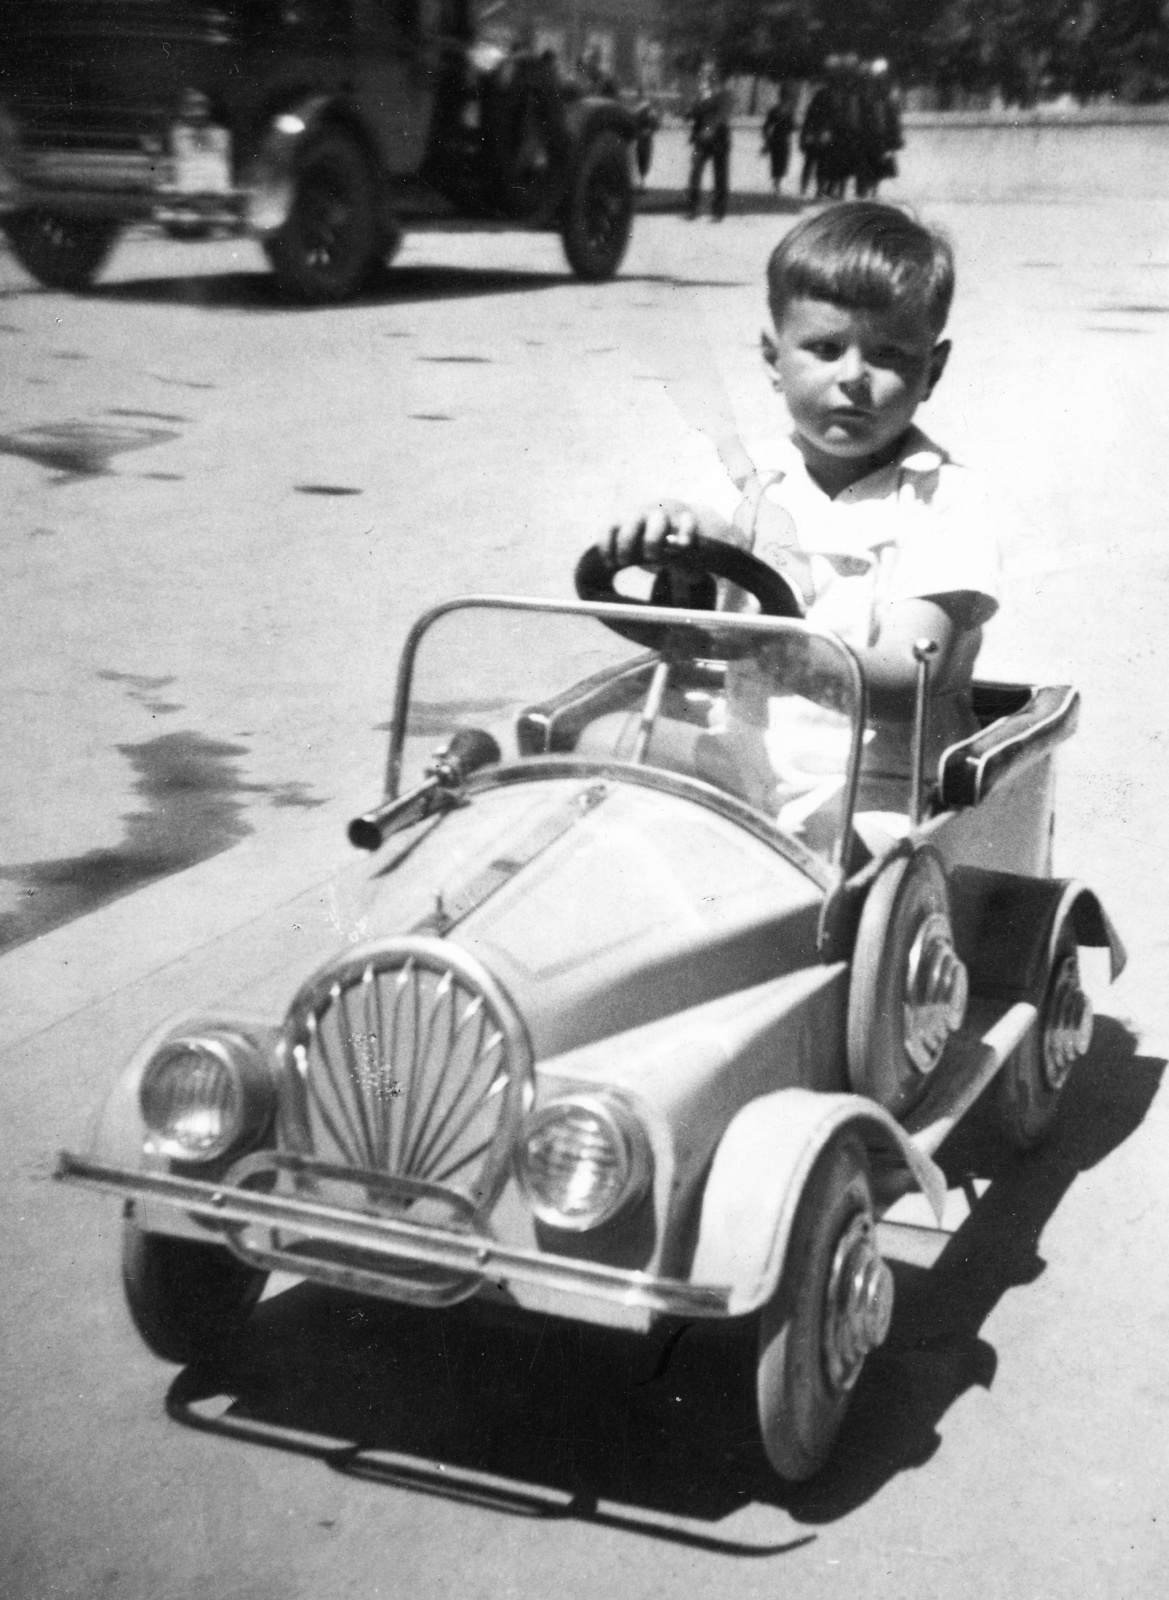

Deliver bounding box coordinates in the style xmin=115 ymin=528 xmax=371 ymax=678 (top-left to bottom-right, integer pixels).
xmin=0 ymin=420 xmax=179 ymax=482
xmin=1083 ymin=325 xmax=1149 ymax=335
xmin=408 ymin=413 xmax=453 ymax=422
xmin=108 ymin=407 xmax=191 ymax=423
xmin=51 ymin=350 xmax=88 ymax=361
xmin=148 ymin=373 xmax=217 ymax=389
xmin=97 ymin=669 xmax=184 ymax=716
xmin=1102 ymin=302 xmax=1169 ymax=314
xmin=295 ymin=484 xmax=364 ymax=496
xmin=417 ymin=354 xmax=492 ymax=364
xmin=0 ymin=729 xmax=325 ymax=954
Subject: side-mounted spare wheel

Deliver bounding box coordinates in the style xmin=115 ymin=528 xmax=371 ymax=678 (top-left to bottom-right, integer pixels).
xmin=264 ymin=128 xmax=382 ymax=304
xmin=3 ymin=210 xmax=121 ymax=291
xmin=121 ymin=1214 xmax=267 ymax=1364
xmin=756 ymin=1134 xmax=893 ymax=1481
xmin=561 ymin=130 xmax=633 ymax=281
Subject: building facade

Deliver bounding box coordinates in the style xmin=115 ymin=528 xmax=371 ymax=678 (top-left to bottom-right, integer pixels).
xmin=479 ymin=0 xmax=669 ymax=92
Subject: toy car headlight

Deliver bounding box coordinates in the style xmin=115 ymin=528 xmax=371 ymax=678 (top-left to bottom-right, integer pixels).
xmin=139 ymin=1030 xmax=273 ymax=1163
xmin=515 ymin=1094 xmax=652 ymax=1231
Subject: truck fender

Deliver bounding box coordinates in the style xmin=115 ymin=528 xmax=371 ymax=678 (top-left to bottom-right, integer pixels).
xmin=241 ymin=95 xmax=386 ymax=237
xmin=688 ymin=1088 xmax=945 ymax=1316
xmin=561 ymin=97 xmax=639 ymax=148
xmin=948 ymin=868 xmax=1127 ymax=994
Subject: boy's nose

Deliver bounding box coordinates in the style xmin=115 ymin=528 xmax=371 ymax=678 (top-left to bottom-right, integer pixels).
xmin=837 ymin=345 xmax=868 ymax=387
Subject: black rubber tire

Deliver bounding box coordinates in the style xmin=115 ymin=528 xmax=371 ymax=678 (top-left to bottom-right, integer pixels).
xmin=2 ymin=210 xmax=121 ymax=291
xmin=756 ymin=1135 xmax=879 ymax=1481
xmin=265 ymin=129 xmax=381 ymax=304
xmin=121 ymin=1217 xmax=267 ymax=1364
xmin=995 ymin=925 xmax=1081 ymax=1151
xmin=561 ymin=131 xmax=634 ymax=281
xmin=846 ymin=849 xmax=955 ymax=1118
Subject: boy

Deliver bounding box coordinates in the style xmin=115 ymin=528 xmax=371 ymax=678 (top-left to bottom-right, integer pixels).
xmin=595 ymin=202 xmax=999 ymax=826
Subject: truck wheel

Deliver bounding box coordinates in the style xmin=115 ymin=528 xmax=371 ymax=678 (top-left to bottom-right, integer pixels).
xmin=2 ymin=210 xmax=121 ymax=290
xmin=561 ymin=131 xmax=633 ymax=281
xmin=756 ymin=1135 xmax=893 ymax=1481
xmin=996 ymin=926 xmax=1091 ymax=1150
xmin=265 ymin=129 xmax=380 ymax=304
xmin=121 ymin=1216 xmax=267 ymax=1364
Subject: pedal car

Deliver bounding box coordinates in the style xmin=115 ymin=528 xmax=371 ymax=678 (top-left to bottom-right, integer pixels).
xmin=58 ymin=534 xmax=1125 ymax=1481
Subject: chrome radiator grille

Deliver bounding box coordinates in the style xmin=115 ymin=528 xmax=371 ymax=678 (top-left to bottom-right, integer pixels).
xmin=279 ymin=938 xmax=534 ymax=1221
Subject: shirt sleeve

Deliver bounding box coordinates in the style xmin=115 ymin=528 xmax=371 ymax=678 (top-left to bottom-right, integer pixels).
xmin=883 ymin=466 xmax=1002 ymax=626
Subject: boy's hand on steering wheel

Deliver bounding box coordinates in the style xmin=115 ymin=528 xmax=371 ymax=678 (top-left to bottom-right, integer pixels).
xmin=597 ymin=501 xmax=744 ymax=572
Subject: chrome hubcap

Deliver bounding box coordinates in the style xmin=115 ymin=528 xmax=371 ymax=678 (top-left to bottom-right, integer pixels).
xmin=822 ymin=1212 xmax=895 ymax=1393
xmin=903 ymin=911 xmax=969 ymax=1074
xmin=1042 ymin=954 xmax=1093 ymax=1090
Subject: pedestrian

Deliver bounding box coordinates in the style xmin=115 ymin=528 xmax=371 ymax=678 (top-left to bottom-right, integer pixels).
xmin=798 ymin=66 xmax=835 ymax=198
xmin=760 ymin=89 xmax=795 ymax=196
xmin=686 ymin=67 xmax=732 ymax=221
xmin=634 ymin=96 xmax=661 ymax=189
xmin=819 ymin=55 xmax=864 ymax=200
xmin=855 ymin=59 xmax=903 ymax=198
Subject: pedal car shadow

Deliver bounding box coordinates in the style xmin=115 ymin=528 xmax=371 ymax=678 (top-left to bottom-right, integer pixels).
xmin=165 ymin=1018 xmax=1159 ymax=1535
xmin=85 ymin=261 xmax=574 ymax=311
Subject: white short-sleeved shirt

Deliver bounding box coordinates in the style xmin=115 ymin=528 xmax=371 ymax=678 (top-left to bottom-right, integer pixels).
xmin=703 ymin=426 xmax=1001 ymax=647
xmin=687 ymin=426 xmax=1002 ymax=795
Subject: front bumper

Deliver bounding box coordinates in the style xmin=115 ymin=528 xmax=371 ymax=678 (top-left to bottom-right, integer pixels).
xmin=55 ymin=1151 xmax=733 ymax=1322
xmin=0 ymin=140 xmax=247 ymax=228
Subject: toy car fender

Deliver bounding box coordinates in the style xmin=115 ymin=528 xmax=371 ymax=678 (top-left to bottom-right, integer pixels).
xmin=689 ymin=1087 xmax=945 ymax=1316
xmin=948 ymin=868 xmax=1127 ymax=994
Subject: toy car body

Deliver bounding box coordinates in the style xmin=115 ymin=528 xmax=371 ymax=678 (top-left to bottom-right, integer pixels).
xmin=0 ymin=0 xmax=636 ymax=300
xmin=58 ymin=583 xmax=1125 ymax=1480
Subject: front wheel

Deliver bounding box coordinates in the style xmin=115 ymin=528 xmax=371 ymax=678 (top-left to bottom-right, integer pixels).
xmin=264 ymin=130 xmax=381 ymax=304
xmin=561 ymin=131 xmax=633 ymax=282
xmin=121 ymin=1217 xmax=267 ymax=1364
xmin=756 ymin=1136 xmax=893 ymax=1481
xmin=2 ymin=210 xmax=121 ymax=290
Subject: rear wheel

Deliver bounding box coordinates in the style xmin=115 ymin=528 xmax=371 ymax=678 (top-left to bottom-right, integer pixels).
xmin=265 ymin=130 xmax=381 ymax=304
xmin=996 ymin=925 xmax=1091 ymax=1150
xmin=756 ymin=1136 xmax=893 ymax=1481
xmin=121 ymin=1215 xmax=267 ymax=1364
xmin=2 ymin=210 xmax=121 ymax=290
xmin=561 ymin=131 xmax=633 ymax=281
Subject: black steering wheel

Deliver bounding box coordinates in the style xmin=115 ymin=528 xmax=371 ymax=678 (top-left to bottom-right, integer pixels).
xmin=574 ymin=531 xmax=803 ymax=648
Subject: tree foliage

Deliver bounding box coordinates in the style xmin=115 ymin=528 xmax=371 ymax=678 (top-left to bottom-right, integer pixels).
xmin=663 ymin=0 xmax=1169 ymax=102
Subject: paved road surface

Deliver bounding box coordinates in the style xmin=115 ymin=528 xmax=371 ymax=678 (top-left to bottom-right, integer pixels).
xmin=2 ymin=200 xmax=1167 ymax=1599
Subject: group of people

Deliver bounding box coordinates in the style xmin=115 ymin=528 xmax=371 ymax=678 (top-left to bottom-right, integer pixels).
xmin=798 ymin=56 xmax=903 ymax=200
xmin=682 ymin=58 xmax=903 ymax=219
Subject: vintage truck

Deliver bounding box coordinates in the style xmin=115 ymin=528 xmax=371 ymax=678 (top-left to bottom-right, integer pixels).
xmin=0 ymin=0 xmax=638 ymax=300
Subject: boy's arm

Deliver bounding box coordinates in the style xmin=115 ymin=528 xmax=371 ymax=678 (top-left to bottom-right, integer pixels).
xmin=859 ymin=595 xmax=980 ymax=718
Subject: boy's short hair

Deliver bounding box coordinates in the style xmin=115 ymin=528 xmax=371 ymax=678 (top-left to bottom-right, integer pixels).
xmin=767 ymin=202 xmax=955 ymax=336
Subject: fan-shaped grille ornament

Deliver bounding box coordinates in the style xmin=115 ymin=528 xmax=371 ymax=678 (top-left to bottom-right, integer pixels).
xmin=279 ymin=937 xmax=534 ymax=1223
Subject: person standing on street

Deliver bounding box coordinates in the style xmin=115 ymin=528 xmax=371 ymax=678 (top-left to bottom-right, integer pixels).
xmin=855 ymin=59 xmax=903 ymax=197
xmin=634 ymin=96 xmax=662 ymax=189
xmin=799 ymin=64 xmax=835 ymax=197
xmin=686 ymin=66 xmax=732 ymax=221
xmin=761 ymin=88 xmax=795 ymax=196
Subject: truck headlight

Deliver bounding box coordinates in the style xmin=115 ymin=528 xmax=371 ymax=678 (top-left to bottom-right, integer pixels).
xmin=516 ymin=1094 xmax=652 ymax=1231
xmin=139 ymin=1030 xmax=273 ymax=1163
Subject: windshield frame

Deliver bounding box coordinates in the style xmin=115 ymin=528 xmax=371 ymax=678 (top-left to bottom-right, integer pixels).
xmin=385 ymin=595 xmax=867 ymax=871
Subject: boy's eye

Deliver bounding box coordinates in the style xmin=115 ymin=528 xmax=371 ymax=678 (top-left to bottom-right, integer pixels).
xmin=805 ymin=340 xmax=844 ymax=360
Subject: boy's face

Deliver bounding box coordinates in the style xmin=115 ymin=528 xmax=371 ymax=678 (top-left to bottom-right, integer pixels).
xmin=763 ymin=297 xmax=950 ymax=488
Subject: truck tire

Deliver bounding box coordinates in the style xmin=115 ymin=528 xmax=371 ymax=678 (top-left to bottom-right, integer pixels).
xmin=265 ymin=129 xmax=381 ymax=304
xmin=561 ymin=130 xmax=633 ymax=281
xmin=2 ymin=210 xmax=121 ymax=291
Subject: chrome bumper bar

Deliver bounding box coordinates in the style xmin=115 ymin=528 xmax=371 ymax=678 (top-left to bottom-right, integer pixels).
xmin=55 ymin=1153 xmax=733 ymax=1320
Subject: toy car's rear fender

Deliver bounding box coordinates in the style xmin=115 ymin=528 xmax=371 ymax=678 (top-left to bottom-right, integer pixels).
xmin=688 ymin=1089 xmax=945 ymax=1316
xmin=948 ymin=869 xmax=1126 ymax=993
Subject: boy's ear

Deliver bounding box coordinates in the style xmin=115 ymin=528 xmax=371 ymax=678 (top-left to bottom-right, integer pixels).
xmin=760 ymin=328 xmax=782 ymax=389
xmin=925 ymin=338 xmax=951 ymax=397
